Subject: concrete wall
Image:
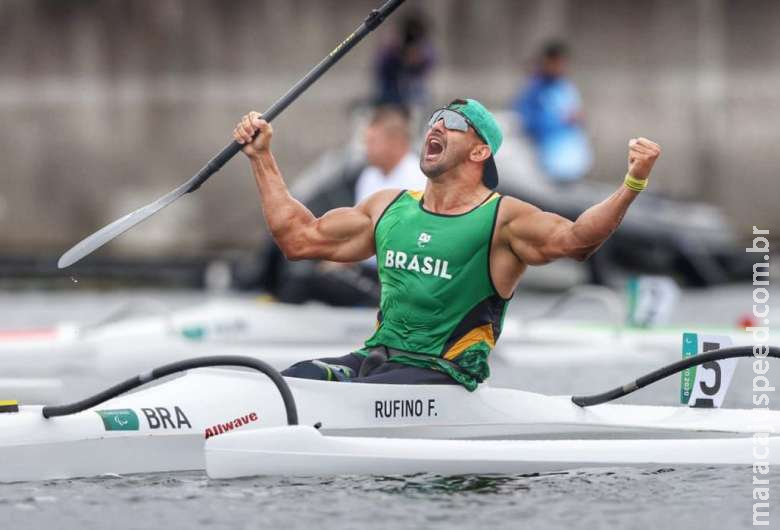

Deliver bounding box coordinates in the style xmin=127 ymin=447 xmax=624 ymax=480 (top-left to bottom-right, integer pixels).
xmin=1 ymin=0 xmax=778 ymax=257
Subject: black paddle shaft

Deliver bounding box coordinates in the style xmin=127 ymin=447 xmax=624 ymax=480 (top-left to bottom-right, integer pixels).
xmin=186 ymin=0 xmax=406 ymax=193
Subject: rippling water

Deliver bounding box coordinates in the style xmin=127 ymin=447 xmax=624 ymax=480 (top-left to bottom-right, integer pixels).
xmin=1 ymin=468 xmax=777 ymax=530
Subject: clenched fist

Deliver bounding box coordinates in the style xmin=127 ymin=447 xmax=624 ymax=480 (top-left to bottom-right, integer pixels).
xmin=233 ymin=111 xmax=273 ymax=157
xmin=627 ymin=137 xmax=661 ymax=180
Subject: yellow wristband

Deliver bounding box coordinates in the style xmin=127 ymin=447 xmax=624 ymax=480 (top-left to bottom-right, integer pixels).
xmin=624 ymin=173 xmax=648 ymax=192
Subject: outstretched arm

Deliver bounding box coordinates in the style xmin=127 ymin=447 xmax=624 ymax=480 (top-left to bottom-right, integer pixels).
xmin=234 ymin=111 xmax=394 ymax=262
xmin=502 ymin=137 xmax=661 ymax=265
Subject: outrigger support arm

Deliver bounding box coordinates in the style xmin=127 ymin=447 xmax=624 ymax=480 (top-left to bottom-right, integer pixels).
xmin=572 ymin=345 xmax=780 ymax=407
xmin=42 ymin=356 xmax=299 ymax=426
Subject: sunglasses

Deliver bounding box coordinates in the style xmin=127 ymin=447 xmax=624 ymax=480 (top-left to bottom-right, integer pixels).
xmin=427 ymin=108 xmax=473 ymax=132
xmin=427 ymin=108 xmax=486 ymax=143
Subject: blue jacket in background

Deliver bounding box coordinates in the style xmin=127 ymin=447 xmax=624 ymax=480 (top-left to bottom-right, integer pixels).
xmin=513 ymin=74 xmax=593 ymax=182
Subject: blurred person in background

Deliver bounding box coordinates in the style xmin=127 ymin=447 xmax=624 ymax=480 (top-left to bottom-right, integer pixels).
xmin=373 ymin=12 xmax=436 ymax=113
xmin=513 ymin=40 xmax=593 ymax=183
xmin=354 ymin=105 xmax=427 ymax=271
xmin=356 ymin=106 xmax=425 ymax=205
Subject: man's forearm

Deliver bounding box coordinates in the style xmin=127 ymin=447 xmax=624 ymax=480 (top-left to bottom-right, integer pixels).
xmin=249 ymin=151 xmax=315 ymax=249
xmin=569 ymin=185 xmax=638 ymax=259
xmin=570 ymin=136 xmax=661 ymax=259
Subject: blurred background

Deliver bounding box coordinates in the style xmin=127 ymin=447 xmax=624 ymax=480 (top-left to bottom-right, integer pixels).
xmin=0 ymin=0 xmax=777 ymax=292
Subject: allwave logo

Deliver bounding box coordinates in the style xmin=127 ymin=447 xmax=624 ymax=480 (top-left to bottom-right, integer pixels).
xmin=417 ymin=232 xmax=432 ymax=248
xmin=205 ymin=411 xmax=259 ymax=439
xmin=384 ymin=250 xmax=452 ymax=279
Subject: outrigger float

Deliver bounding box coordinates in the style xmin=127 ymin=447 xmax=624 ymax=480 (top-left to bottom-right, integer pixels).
xmin=0 ymin=346 xmax=777 ymax=483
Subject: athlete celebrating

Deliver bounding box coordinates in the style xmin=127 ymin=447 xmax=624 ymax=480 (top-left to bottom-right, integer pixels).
xmin=233 ymin=99 xmax=660 ymax=390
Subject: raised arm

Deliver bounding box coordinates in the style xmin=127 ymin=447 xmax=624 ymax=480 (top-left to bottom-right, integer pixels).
xmin=234 ymin=111 xmax=396 ymax=262
xmin=500 ymin=137 xmax=661 ymax=265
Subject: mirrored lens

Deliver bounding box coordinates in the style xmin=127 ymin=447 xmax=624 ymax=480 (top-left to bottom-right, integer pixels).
xmin=442 ymin=110 xmax=469 ymax=132
xmin=427 ymin=109 xmax=469 ymax=133
xmin=427 ymin=109 xmax=445 ymax=129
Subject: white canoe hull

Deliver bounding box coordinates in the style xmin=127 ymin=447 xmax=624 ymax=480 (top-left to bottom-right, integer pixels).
xmin=2 ymin=428 xmax=205 ymax=483
xmin=2 ymin=369 xmax=778 ymax=482
xmin=207 ymin=425 xmax=779 ymax=478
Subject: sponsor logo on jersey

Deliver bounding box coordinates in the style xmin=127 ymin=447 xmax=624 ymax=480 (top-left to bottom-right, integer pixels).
xmin=384 ymin=250 xmax=452 ymax=279
xmin=204 ymin=412 xmax=259 ymax=439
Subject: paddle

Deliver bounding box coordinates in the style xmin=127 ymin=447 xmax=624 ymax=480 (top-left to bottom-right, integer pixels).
xmin=58 ymin=0 xmax=407 ymax=269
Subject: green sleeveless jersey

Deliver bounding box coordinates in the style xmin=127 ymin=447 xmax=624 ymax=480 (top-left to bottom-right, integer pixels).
xmin=359 ymin=190 xmax=510 ymax=391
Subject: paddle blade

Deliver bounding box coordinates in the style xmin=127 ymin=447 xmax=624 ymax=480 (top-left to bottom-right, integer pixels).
xmin=57 ymin=187 xmax=186 ymax=269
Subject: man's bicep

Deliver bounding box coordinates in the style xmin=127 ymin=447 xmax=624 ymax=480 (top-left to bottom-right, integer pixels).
xmin=505 ymin=207 xmax=574 ymax=265
xmin=291 ymin=188 xmax=402 ymax=262
xmin=297 ymin=189 xmax=399 ymax=262
xmin=299 ymin=206 xmax=374 ymax=261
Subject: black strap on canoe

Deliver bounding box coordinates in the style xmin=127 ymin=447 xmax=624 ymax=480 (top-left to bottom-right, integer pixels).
xmin=42 ymin=356 xmax=298 ymax=426
xmin=572 ymin=345 xmax=779 ymax=407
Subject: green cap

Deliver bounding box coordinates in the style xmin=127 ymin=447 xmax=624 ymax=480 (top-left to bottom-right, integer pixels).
xmin=447 ymin=98 xmax=503 ymax=188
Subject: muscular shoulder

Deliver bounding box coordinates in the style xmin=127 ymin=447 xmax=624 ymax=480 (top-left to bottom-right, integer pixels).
xmin=495 ymin=196 xmax=541 ymax=231
xmin=357 ymin=188 xmax=406 ymax=222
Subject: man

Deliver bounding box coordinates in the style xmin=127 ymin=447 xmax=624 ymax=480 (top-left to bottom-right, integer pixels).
xmin=233 ymin=98 xmax=660 ymax=390
xmin=514 ymin=41 xmax=593 ymax=183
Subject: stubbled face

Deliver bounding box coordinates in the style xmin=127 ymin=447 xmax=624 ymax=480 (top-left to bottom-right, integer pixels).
xmin=420 ymin=118 xmax=477 ymax=179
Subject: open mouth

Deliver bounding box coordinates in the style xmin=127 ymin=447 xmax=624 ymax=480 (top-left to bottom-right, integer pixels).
xmin=425 ymin=137 xmax=444 ymax=160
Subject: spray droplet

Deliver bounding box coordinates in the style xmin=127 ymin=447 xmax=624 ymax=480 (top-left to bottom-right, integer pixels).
xmin=70 ymin=276 xmax=79 ymax=284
